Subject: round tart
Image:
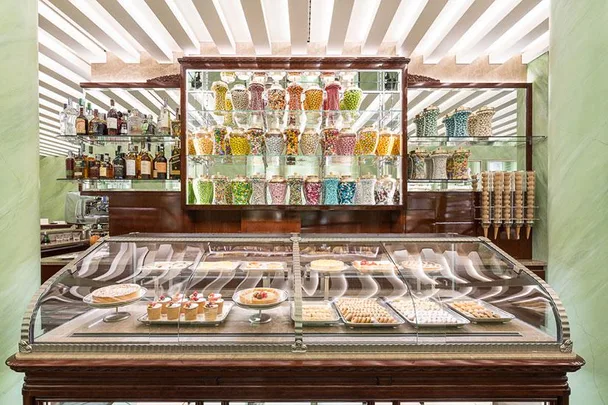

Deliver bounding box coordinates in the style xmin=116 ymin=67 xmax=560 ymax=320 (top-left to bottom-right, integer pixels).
xmin=238 ymin=288 xmax=282 ymax=305
xmin=91 ymin=284 xmax=141 ymax=304
xmin=401 ymin=260 xmax=443 ymax=273
xmin=309 ymin=259 xmax=345 ymax=272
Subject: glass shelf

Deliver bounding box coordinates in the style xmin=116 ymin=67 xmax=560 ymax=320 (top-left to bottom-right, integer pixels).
xmin=57 ymin=134 xmax=179 ymax=144
xmin=187 ymin=109 xmax=402 ymax=114
xmin=407 ymin=136 xmax=546 ymax=146
xmin=57 ymin=178 xmax=181 ymax=192
xmin=408 ymin=179 xmax=471 ymax=183
xmin=185 ymin=204 xmax=402 ymax=211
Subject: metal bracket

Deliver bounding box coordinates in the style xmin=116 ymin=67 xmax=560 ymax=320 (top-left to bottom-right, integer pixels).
xmin=19 ymin=340 xmax=32 ymax=354
xmin=291 ymin=338 xmax=307 ymax=353
xmin=560 ymin=339 xmax=573 ymax=353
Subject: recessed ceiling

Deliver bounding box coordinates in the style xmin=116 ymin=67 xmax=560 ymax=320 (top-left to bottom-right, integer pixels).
xmin=38 ymin=0 xmax=549 ymax=155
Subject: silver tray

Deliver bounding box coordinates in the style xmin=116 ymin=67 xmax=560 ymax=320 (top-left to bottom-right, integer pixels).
xmin=290 ymin=301 xmax=340 ymax=326
xmin=240 ymin=261 xmax=289 ymax=272
xmin=333 ymin=298 xmax=404 ymax=328
xmin=138 ymin=301 xmax=234 ymax=326
xmin=447 ymin=298 xmax=515 ymax=323
xmin=385 ymin=298 xmax=470 ymax=328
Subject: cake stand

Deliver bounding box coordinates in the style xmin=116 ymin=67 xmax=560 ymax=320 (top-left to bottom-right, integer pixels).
xmin=233 ymin=289 xmax=288 ymax=324
xmin=83 ymin=287 xmax=147 ymax=323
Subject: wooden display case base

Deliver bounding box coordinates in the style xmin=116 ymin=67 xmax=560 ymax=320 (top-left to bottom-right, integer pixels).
xmin=9 ymin=357 xmax=583 ymax=405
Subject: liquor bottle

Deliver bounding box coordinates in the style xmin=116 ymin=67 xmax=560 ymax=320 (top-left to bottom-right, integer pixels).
xmin=146 ymin=114 xmax=157 ymax=135
xmin=128 ymin=109 xmax=143 ymax=135
xmin=113 ymin=146 xmax=126 ymax=179
xmin=135 ymin=145 xmax=141 ymax=177
xmin=65 ymin=151 xmax=75 ymax=179
xmin=89 ymin=154 xmax=100 ymax=179
xmin=75 ymin=99 xmax=88 ymax=135
xmin=74 ymin=148 xmax=85 ymax=179
xmin=170 ymin=107 xmax=181 ymax=137
xmin=158 ymin=99 xmax=171 ymax=134
xmin=99 ymin=113 xmax=108 ymax=135
xmin=107 ymin=99 xmax=118 ymax=135
xmin=125 ymin=144 xmax=138 ymax=180
xmin=99 ymin=154 xmax=109 ymax=179
xmin=88 ymin=109 xmax=100 ymax=135
xmin=85 ymin=102 xmax=94 ymax=124
xmin=65 ymin=98 xmax=78 ymax=135
xmin=153 ymin=145 xmax=168 ymax=180
xmin=139 ymin=143 xmax=153 ymax=179
xmin=59 ymin=103 xmax=68 ymax=135
xmin=169 ymin=139 xmax=181 ymax=180
xmin=119 ymin=112 xmax=128 ymax=135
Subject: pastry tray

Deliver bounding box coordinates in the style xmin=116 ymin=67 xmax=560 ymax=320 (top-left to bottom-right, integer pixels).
xmin=352 ymin=260 xmax=397 ymax=273
xmin=195 ymin=261 xmax=241 ymax=272
xmin=140 ymin=261 xmax=193 ymax=271
xmin=447 ymin=298 xmax=515 ymax=323
xmin=240 ymin=261 xmax=288 ymax=272
xmin=138 ymin=301 xmax=234 ymax=326
xmin=290 ymin=300 xmax=341 ymax=326
xmin=333 ymin=298 xmax=404 ymax=328
xmin=385 ymin=298 xmax=470 ymax=328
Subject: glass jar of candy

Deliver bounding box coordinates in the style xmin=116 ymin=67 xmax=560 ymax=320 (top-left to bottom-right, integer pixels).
xmin=408 ymin=149 xmax=429 ymax=180
xmin=212 ymin=174 xmax=231 ymax=205
xmin=229 ymin=129 xmax=250 ymax=155
xmin=211 ymin=81 xmax=228 ymax=113
xmin=268 ymin=175 xmax=287 ymax=205
xmin=250 ymin=174 xmax=267 ymax=205
xmin=430 ymin=148 xmax=450 ymax=180
xmin=391 ymin=133 xmax=402 ymax=156
xmin=303 ymin=85 xmax=323 ymax=111
xmin=231 ymin=176 xmax=252 ymax=205
xmin=357 ymin=174 xmax=376 ymax=205
xmin=267 ymin=84 xmax=286 ymax=111
xmin=287 ymin=174 xmax=304 ymax=205
xmin=303 ymin=175 xmax=322 ymax=205
xmin=338 ymin=176 xmax=357 ymax=205
xmin=246 ymin=126 xmax=265 ymax=155
xmin=321 ymin=126 xmax=339 ymax=156
xmin=375 ymin=175 xmax=396 ymax=205
xmin=248 ymin=82 xmax=265 ymax=111
xmin=193 ymin=175 xmax=213 ymax=205
xmin=341 ymin=85 xmax=362 ymax=111
xmin=193 ymin=129 xmax=214 ymax=155
xmin=337 ymin=127 xmax=356 ymax=156
xmin=265 ymin=129 xmax=284 ymax=156
xmin=230 ymin=84 xmax=250 ymax=111
xmin=375 ymin=129 xmax=394 ymax=156
xmin=211 ymin=125 xmax=229 ymax=155
xmin=422 ymin=105 xmax=440 ymax=137
xmin=451 ymin=147 xmax=471 ymax=180
xmin=322 ymin=174 xmax=340 ymax=205
xmin=283 ymin=125 xmax=301 ymax=156
xmin=300 ymin=126 xmax=321 ymax=155
xmin=452 ymin=107 xmax=472 ymax=137
xmin=187 ymin=178 xmax=196 ymax=204
xmin=356 ymin=126 xmax=379 ymax=155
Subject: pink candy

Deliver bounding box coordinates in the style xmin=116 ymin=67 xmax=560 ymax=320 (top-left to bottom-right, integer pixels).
xmin=304 ymin=181 xmax=322 ymax=205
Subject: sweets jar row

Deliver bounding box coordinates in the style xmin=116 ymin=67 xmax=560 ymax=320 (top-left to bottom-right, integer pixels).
xmin=188 ymin=125 xmax=402 ymax=157
xmin=408 ymin=147 xmax=471 ymax=180
xmin=188 ymin=174 xmax=399 ymax=206
xmin=415 ymin=104 xmax=496 ymax=138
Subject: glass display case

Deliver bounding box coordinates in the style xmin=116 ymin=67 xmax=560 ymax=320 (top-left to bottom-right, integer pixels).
xmin=22 ymin=233 xmax=570 ymax=356
xmin=180 ymin=58 xmax=406 ymax=208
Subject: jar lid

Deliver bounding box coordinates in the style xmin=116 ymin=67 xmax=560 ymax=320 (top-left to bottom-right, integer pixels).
xmin=424 ymin=105 xmax=439 ymax=111
xmin=211 ymin=81 xmax=228 ymax=90
xmin=455 ymin=106 xmax=471 ymax=112
xmin=270 ymin=83 xmax=284 ymax=91
xmin=230 ymin=129 xmax=245 ymax=137
xmin=321 ymin=71 xmax=335 ymax=78
xmin=288 ymin=81 xmax=303 ymax=88
xmin=360 ymin=172 xmax=376 ymax=179
xmin=360 ymin=125 xmax=377 ymax=132
xmin=212 ymin=174 xmax=227 ymax=180
xmin=270 ymin=175 xmax=286 ymax=182
xmin=251 ymin=173 xmax=266 ymax=180
xmin=478 ymin=105 xmax=495 ymax=112
xmin=303 ymin=127 xmax=318 ymax=134
xmin=198 ymin=175 xmax=212 ymax=181
xmin=325 ymin=81 xmax=341 ymax=90
xmin=325 ymin=172 xmax=339 ymax=179
xmin=305 ymin=175 xmax=320 ymax=182
xmin=231 ymin=84 xmax=247 ymax=91
xmin=432 ymin=147 xmax=448 ymax=155
xmin=305 ymin=84 xmax=322 ymax=91
xmin=233 ymin=175 xmax=248 ymax=182
xmin=379 ymin=129 xmax=392 ymax=136
xmin=381 ymin=174 xmax=394 ymax=180
xmin=340 ymin=175 xmax=355 ymax=182
xmin=288 ymin=173 xmax=303 ymax=180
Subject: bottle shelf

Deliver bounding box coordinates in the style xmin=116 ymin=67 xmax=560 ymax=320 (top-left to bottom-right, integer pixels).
xmin=407 ymin=136 xmax=546 ymax=146
xmin=57 ymin=134 xmax=179 ymax=144
xmin=57 ymin=178 xmax=181 ymax=192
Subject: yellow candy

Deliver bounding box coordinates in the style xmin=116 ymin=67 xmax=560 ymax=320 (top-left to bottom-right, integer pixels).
xmin=391 ymin=134 xmax=402 ymax=155
xmin=357 ymin=128 xmax=379 ymax=155
xmin=229 ymin=131 xmax=251 ymax=155
xmin=376 ymin=133 xmax=394 ymax=156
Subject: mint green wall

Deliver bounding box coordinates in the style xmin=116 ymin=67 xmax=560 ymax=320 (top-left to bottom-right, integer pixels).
xmin=40 ymin=156 xmax=78 ymax=221
xmin=549 ymin=1 xmax=608 ymax=403
xmin=0 ymin=0 xmax=40 ymax=403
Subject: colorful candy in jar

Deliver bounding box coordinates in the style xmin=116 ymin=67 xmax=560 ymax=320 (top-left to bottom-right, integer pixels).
xmin=249 ymin=174 xmax=267 ymax=205
xmin=304 ymin=176 xmax=322 ymax=205
xmin=193 ymin=176 xmax=213 ymax=205
xmin=265 ymin=130 xmax=284 ymax=156
xmin=287 ymin=82 xmax=303 ymax=110
xmin=322 ymin=175 xmax=340 ymax=205
xmin=283 ymin=126 xmax=301 ymax=156
xmin=229 ymin=129 xmax=250 ymax=155
xmin=268 ymin=85 xmax=286 ymax=110
xmin=300 ymin=128 xmax=321 ymax=155
xmin=337 ymin=128 xmax=356 ymax=156
xmin=248 ymin=82 xmax=265 ymax=111
xmin=409 ymin=149 xmax=428 ymax=180
xmin=193 ymin=130 xmax=214 ymax=155
xmin=187 ymin=178 xmax=196 ymax=204
xmin=321 ymin=127 xmax=339 ymax=156
xmin=341 ymin=86 xmax=362 ymax=111
xmin=224 ymin=95 xmax=234 ymax=127
xmin=303 ymin=86 xmax=323 ymax=111
xmin=356 ymin=126 xmax=379 ymax=155
xmin=246 ymin=127 xmax=265 ymax=155
xmin=324 ymin=81 xmax=341 ymax=111
xmin=287 ymin=175 xmax=304 ymax=205
xmin=187 ymin=133 xmax=197 ymax=155
xmin=376 ymin=129 xmax=394 ymax=156
xmin=231 ymin=176 xmax=252 ymax=205
xmin=391 ymin=133 xmax=402 ymax=155
xmin=338 ymin=176 xmax=357 ymax=205
xmin=212 ymin=175 xmax=230 ymax=205
xmin=211 ymin=81 xmax=228 ymax=113
xmin=357 ymin=174 xmax=376 ymax=205
xmin=375 ymin=175 xmax=396 ymax=205
xmin=268 ymin=175 xmax=287 ymax=204
xmin=212 ymin=125 xmax=228 ymax=155
xmin=230 ymin=85 xmax=250 ymax=111
xmin=430 ymin=148 xmax=450 ymax=180
xmin=451 ymin=147 xmax=471 ymax=180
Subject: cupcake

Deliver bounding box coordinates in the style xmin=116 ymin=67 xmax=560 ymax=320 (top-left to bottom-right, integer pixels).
xmin=147 ymin=302 xmax=162 ymax=320
xmin=215 ymin=298 xmax=225 ymax=313
xmin=158 ymin=295 xmax=172 ymax=315
xmin=204 ymin=302 xmax=219 ymax=321
xmin=189 ymin=292 xmax=206 ymax=314
xmin=183 ymin=302 xmax=199 ymax=321
xmin=208 ymin=293 xmax=222 ymax=303
xmin=166 ymin=302 xmax=181 ymax=320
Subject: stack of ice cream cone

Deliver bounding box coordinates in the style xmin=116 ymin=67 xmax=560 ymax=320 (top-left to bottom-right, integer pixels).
xmin=526 ymin=171 xmax=536 ymax=239
xmin=514 ymin=171 xmax=524 ymax=239
xmin=492 ymin=171 xmax=504 ymax=239
xmin=481 ymin=172 xmax=490 ymax=237
xmin=471 ymin=173 xmax=479 ymax=192
xmin=503 ymin=172 xmax=513 ymax=239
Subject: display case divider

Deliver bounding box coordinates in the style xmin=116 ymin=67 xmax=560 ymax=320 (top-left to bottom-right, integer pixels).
xmin=290 ymin=233 xmax=306 ymax=353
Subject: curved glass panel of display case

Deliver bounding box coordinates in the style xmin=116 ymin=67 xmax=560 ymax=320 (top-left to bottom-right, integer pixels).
xmin=23 ymin=233 xmax=567 ymax=355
